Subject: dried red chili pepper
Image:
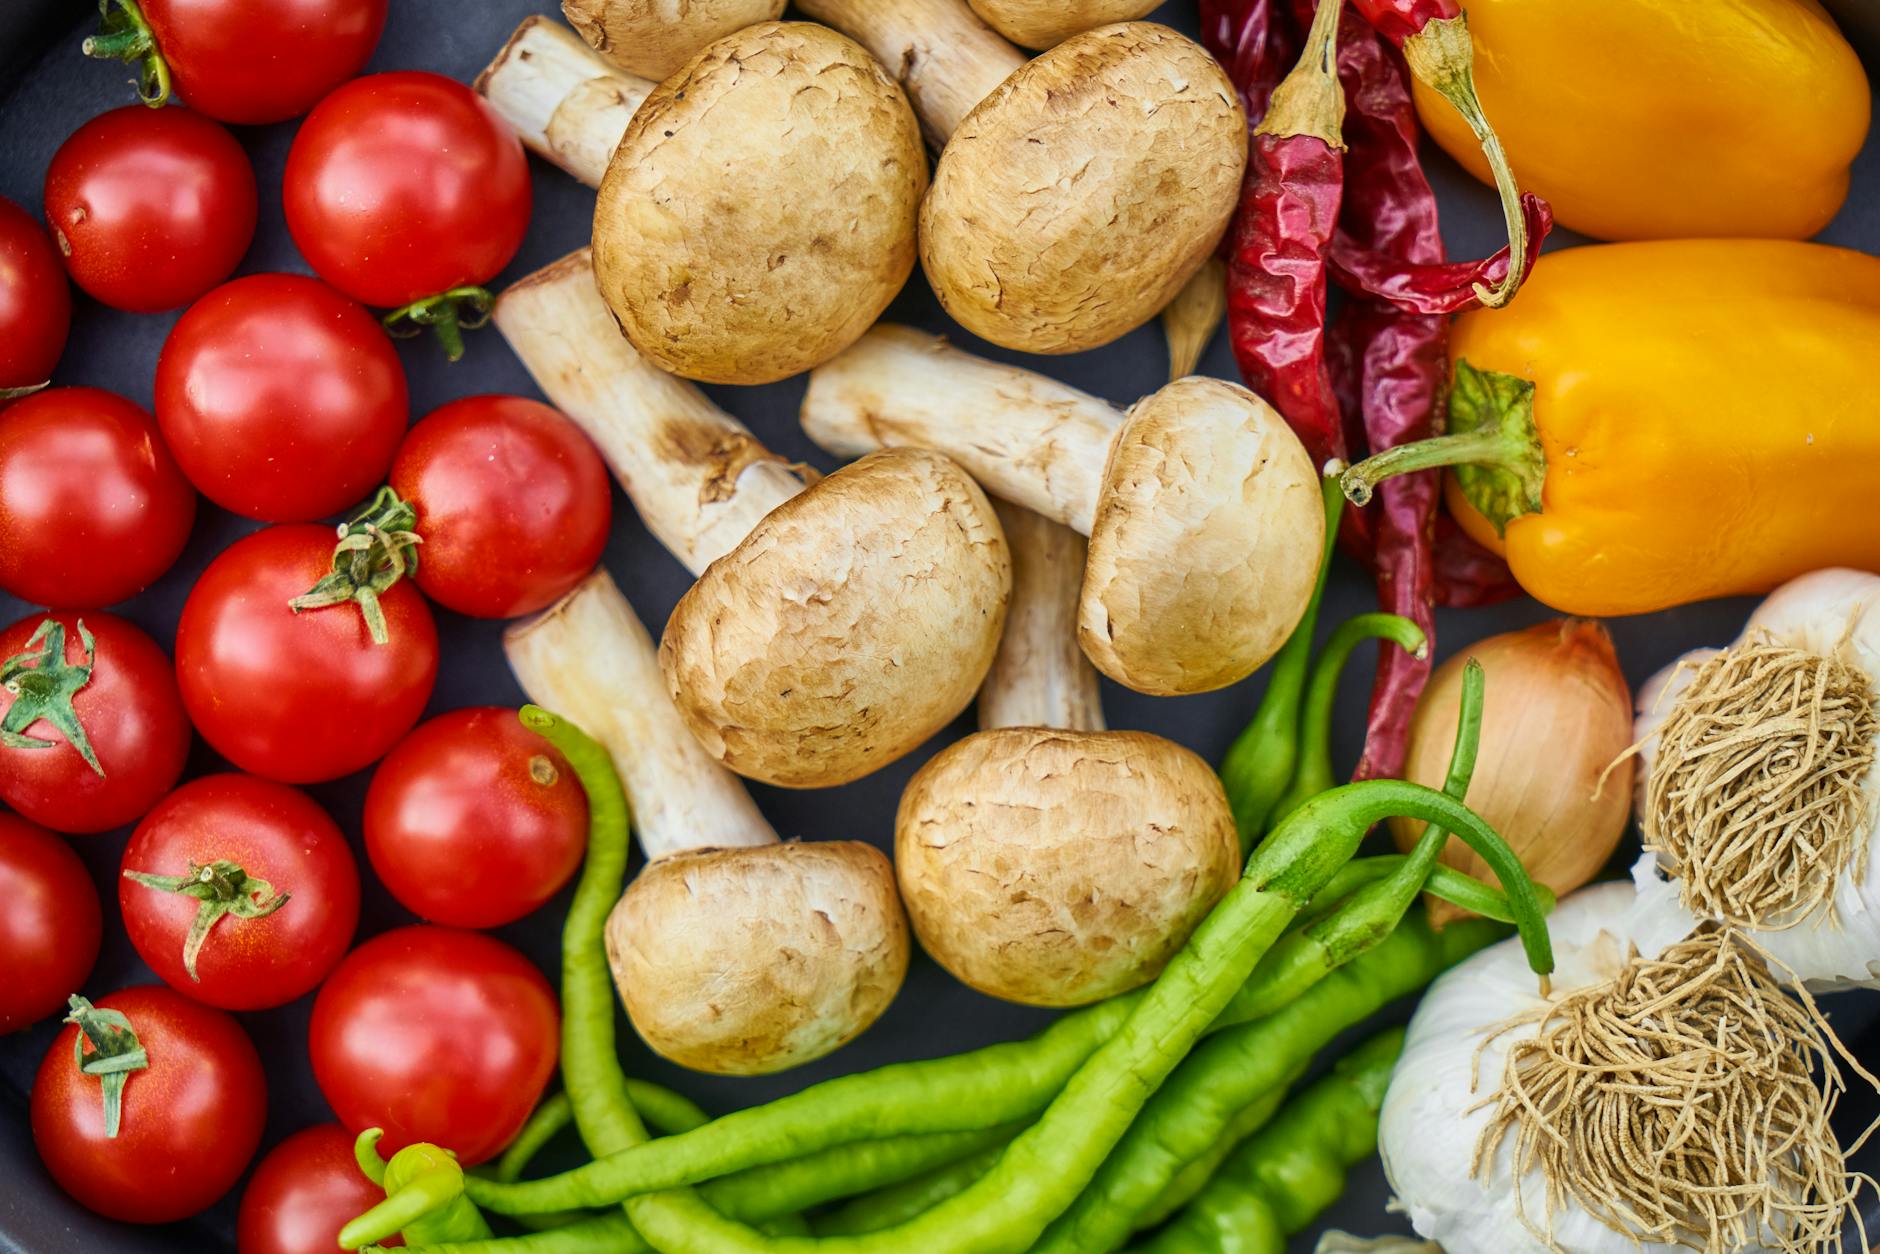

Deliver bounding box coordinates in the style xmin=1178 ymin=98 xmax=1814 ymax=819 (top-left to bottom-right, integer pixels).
xmin=1199 ymin=0 xmax=1301 ymax=130
xmin=1344 ymin=0 xmax=1534 ymax=308
xmin=1330 ymin=193 xmax=1552 ymax=315
xmin=1221 ymin=0 xmax=1348 ymax=476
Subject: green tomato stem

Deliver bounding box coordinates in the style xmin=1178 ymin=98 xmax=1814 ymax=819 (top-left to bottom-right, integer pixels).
xmin=288 ymin=487 xmax=423 ymax=645
xmin=81 ymin=0 xmax=172 ymax=107
xmin=63 ymin=996 xmax=148 ymax=1139
xmin=1 ymin=618 xmax=103 ymax=775
xmin=121 ymin=859 xmax=289 ymax=982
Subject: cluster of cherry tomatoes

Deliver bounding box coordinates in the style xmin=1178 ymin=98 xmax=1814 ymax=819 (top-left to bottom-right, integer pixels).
xmin=0 ymin=2 xmax=620 ymax=1248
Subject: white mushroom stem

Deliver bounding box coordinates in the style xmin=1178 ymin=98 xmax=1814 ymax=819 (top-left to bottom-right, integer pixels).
xmin=477 ymin=16 xmax=654 ymax=188
xmin=492 ymin=248 xmax=810 ymax=574
xmin=504 ymin=568 xmax=774 ymax=858
xmin=801 ymin=324 xmax=1122 ymax=532
xmin=793 ymin=0 xmax=1024 ymax=144
xmin=980 ymin=499 xmax=1104 ymax=733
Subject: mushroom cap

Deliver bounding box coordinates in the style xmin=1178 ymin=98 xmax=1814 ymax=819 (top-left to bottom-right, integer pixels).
xmin=661 ymin=447 xmax=1012 ymax=788
xmin=896 ymin=728 xmax=1240 ymax=1007
xmin=1080 ymin=376 xmax=1323 ymax=696
xmin=917 ymin=22 xmax=1245 ymax=354
xmin=563 ymin=0 xmax=787 ymax=82
xmin=965 ymin=0 xmax=1162 ymax=49
xmin=606 ymin=841 xmax=908 ymax=1074
xmin=593 ymin=22 xmax=926 ymax=384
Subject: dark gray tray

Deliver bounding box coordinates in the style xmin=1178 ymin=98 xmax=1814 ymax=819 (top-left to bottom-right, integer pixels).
xmin=1 ymin=3 xmax=1875 ymax=1251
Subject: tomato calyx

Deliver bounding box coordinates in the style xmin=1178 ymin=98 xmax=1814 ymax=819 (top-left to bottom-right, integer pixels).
xmin=1 ymin=618 xmax=104 ymax=777
xmin=81 ymin=0 xmax=173 ymax=109
xmin=64 ymin=995 xmax=150 ymax=1138
xmin=122 ymin=859 xmax=291 ymax=983
xmin=288 ymin=487 xmax=424 ymax=646
xmin=381 ymin=287 xmax=495 ymax=363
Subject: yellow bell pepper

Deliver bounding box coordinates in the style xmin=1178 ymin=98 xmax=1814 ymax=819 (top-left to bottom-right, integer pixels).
xmin=1413 ymin=0 xmax=1870 ymax=242
xmin=1340 ymin=240 xmax=1880 ymax=617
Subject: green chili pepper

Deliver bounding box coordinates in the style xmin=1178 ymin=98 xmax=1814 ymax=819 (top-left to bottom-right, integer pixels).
xmin=812 ymin=1144 xmax=1008 ymax=1237
xmin=1219 ymin=474 xmax=1344 ymax=850
xmin=1130 ymin=1076 xmax=1298 ymax=1233
xmin=342 ymin=1135 xmax=495 ymax=1248
xmin=1134 ymin=1029 xmax=1407 ymax=1254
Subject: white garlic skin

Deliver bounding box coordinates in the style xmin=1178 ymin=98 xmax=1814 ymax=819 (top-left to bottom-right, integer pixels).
xmin=1629 ymin=568 xmax=1880 ymax=990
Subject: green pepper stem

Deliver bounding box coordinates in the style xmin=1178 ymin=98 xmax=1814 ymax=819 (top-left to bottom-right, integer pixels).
xmin=81 ymin=0 xmax=171 ymax=106
xmin=1402 ymin=14 xmax=1527 ymax=307
xmin=1341 ymin=425 xmax=1516 ymax=504
xmin=1220 ymin=471 xmax=1345 ymax=852
xmin=355 ymin=1129 xmax=389 ymax=1186
xmin=1271 ymin=611 xmax=1428 ymax=824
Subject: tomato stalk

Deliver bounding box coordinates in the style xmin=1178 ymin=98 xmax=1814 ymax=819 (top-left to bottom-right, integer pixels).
xmin=382 ymin=286 xmax=496 ymax=363
xmin=63 ymin=996 xmax=149 ymax=1138
xmin=1 ymin=618 xmax=103 ymax=776
xmin=121 ymin=859 xmax=291 ymax=982
xmin=288 ymin=487 xmax=423 ymax=645
xmin=0 ymin=381 xmax=51 ymax=401
xmin=81 ymin=0 xmax=173 ymax=108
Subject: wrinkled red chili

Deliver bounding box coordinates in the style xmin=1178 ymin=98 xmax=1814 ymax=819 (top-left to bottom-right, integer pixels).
xmin=1199 ymin=0 xmax=1301 ymax=130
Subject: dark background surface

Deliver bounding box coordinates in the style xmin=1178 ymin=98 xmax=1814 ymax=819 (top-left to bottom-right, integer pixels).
xmin=1 ymin=1 xmax=1877 ymax=1250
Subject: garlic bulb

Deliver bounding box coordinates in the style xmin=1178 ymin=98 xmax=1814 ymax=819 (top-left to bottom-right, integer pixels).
xmin=1629 ymin=568 xmax=1880 ymax=989
xmin=1381 ymin=883 xmax=1701 ymax=1254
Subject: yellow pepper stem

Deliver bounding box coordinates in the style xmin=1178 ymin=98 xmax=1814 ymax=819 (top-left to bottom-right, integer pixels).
xmin=1340 ymin=360 xmax=1546 ymax=536
xmin=1402 ymin=15 xmax=1529 ymax=308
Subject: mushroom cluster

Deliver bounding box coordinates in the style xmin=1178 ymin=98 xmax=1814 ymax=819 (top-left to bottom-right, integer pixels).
xmin=477 ymin=3 xmax=1324 ymax=1056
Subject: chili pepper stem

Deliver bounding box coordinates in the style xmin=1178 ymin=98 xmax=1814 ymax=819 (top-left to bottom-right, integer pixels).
xmin=1341 ymin=360 xmax=1546 ymax=534
xmin=81 ymin=0 xmax=172 ymax=107
xmin=1256 ymin=0 xmax=1347 ymax=144
xmin=383 ymin=287 xmax=496 ymax=362
xmin=1402 ymin=15 xmax=1528 ymax=307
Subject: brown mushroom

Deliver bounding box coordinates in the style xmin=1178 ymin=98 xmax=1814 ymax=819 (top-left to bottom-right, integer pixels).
xmin=801 ymin=325 xmax=1323 ymax=696
xmin=494 ymin=252 xmax=1011 ymax=788
xmin=920 ymin=23 xmax=1246 ymax=354
xmin=965 ymin=0 xmax=1162 ymax=49
xmin=477 ymin=15 xmax=654 ymax=187
xmin=562 ymin=0 xmax=786 ymax=82
xmin=591 ymin=21 xmax=926 ymax=385
xmin=898 ymin=502 xmax=1241 ymax=1005
xmin=507 ymin=569 xmax=907 ymax=1073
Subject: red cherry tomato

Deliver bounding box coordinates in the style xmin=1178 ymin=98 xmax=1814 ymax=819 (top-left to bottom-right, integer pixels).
xmin=31 ymin=985 xmax=266 ymax=1223
xmin=0 ymin=196 xmax=71 ymax=395
xmin=0 ymin=815 xmax=101 ymax=1034
xmin=132 ymin=0 xmax=389 ymax=126
xmin=43 ymin=105 xmax=257 ymax=313
xmin=0 ymin=388 xmax=196 ymax=608
xmin=238 ymin=1123 xmax=402 ymax=1254
xmin=309 ymin=926 xmax=558 ymax=1166
xmin=390 ymin=396 xmax=611 ymax=618
xmin=365 ymin=708 xmax=588 ymax=928
xmin=156 ymin=274 xmax=409 ymax=522
xmin=175 ymin=525 xmax=438 ymax=784
xmin=120 ymin=774 xmax=360 ymax=1010
xmin=0 ymin=611 xmax=191 ymax=834
xmin=284 ymin=72 xmax=530 ymax=310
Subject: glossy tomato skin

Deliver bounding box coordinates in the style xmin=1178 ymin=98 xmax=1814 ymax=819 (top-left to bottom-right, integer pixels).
xmin=0 ymin=196 xmax=70 ymax=393
xmin=156 ymin=274 xmax=409 ymax=521
xmin=0 ymin=611 xmax=191 ymax=834
xmin=142 ymin=0 xmax=389 ymax=125
xmin=43 ymin=106 xmax=256 ymax=313
xmin=238 ymin=1123 xmax=402 ymax=1254
xmin=0 ymin=815 xmax=101 ymax=1033
xmin=175 ymin=525 xmax=438 ymax=784
xmin=309 ymin=926 xmax=559 ymax=1166
xmin=120 ymin=774 xmax=360 ymax=1010
xmin=365 ymin=708 xmax=588 ymax=928
xmin=284 ymin=72 xmax=530 ymax=309
xmin=31 ymin=985 xmax=267 ymax=1223
xmin=391 ymin=396 xmax=611 ymax=618
xmin=0 ymin=388 xmax=196 ymax=608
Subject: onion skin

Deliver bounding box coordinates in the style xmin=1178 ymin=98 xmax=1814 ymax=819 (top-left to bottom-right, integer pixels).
xmin=1389 ymin=620 xmax=1633 ymax=922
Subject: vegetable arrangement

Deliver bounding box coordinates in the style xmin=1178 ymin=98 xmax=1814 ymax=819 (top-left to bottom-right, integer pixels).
xmin=0 ymin=0 xmax=1875 ymax=1252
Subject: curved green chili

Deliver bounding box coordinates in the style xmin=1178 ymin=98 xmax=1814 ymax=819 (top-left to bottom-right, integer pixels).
xmin=584 ymin=781 xmax=1536 ymax=1254
xmin=1220 ymin=473 xmax=1344 ymax=850
xmin=1130 ymin=1074 xmax=1298 ymax=1232
xmin=1134 ymin=1028 xmax=1406 ymax=1254
xmin=1271 ymin=611 xmax=1429 ymax=825
xmin=812 ymin=1144 xmax=1007 ymax=1237
xmin=343 ymin=1137 xmax=495 ymax=1248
